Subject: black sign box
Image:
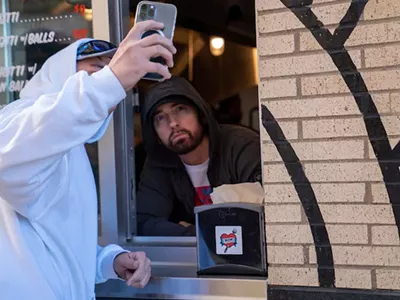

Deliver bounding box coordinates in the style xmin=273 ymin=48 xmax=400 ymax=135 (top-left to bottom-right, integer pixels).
xmin=195 ymin=203 xmax=267 ymax=277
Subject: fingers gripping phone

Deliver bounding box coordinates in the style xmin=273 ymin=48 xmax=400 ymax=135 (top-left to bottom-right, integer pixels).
xmin=134 ymin=1 xmax=177 ymax=81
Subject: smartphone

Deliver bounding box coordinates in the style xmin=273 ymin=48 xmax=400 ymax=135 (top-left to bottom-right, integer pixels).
xmin=134 ymin=1 xmax=177 ymax=81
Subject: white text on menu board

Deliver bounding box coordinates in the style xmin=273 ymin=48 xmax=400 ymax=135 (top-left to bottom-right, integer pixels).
xmin=0 ymin=64 xmax=38 ymax=93
xmin=0 ymin=12 xmax=55 ymax=47
xmin=0 ymin=32 xmax=55 ymax=47
xmin=0 ymin=12 xmax=20 ymax=24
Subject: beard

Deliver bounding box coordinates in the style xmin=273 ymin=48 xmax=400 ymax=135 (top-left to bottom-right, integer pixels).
xmin=167 ymin=127 xmax=204 ymax=155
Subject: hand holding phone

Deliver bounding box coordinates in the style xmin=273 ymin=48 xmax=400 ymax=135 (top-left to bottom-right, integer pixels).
xmin=134 ymin=1 xmax=177 ymax=81
xmin=108 ymin=20 xmax=176 ymax=91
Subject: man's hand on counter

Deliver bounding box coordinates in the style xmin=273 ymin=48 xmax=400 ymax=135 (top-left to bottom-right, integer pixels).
xmin=179 ymin=221 xmax=193 ymax=228
xmin=113 ymin=251 xmax=151 ymax=288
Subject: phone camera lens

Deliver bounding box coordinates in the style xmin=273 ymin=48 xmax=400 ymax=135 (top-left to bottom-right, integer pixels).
xmin=141 ymin=4 xmax=148 ymax=10
xmin=148 ymin=5 xmax=155 ymax=17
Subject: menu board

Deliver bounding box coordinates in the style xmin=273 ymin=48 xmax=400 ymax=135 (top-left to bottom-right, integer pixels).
xmin=0 ymin=0 xmax=93 ymax=109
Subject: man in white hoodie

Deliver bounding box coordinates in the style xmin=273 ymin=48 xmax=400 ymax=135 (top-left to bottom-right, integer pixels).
xmin=0 ymin=20 xmax=176 ymax=300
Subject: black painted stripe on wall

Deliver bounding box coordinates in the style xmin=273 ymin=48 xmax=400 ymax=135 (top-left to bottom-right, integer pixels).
xmin=268 ymin=286 xmax=400 ymax=300
xmin=261 ymin=105 xmax=335 ymax=288
xmin=280 ymin=0 xmax=400 ymax=258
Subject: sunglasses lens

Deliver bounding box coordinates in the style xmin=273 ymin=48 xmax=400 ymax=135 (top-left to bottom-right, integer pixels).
xmin=93 ymin=41 xmax=112 ymax=51
xmin=77 ymin=41 xmax=116 ymax=56
xmin=77 ymin=43 xmax=90 ymax=55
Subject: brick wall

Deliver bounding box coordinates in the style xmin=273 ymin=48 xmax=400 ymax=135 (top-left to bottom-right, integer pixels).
xmin=256 ymin=0 xmax=400 ymax=290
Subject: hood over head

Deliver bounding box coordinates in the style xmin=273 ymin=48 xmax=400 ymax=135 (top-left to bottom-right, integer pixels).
xmin=20 ymin=38 xmax=92 ymax=100
xmin=13 ymin=38 xmax=114 ymax=143
xmin=141 ymin=76 xmax=220 ymax=167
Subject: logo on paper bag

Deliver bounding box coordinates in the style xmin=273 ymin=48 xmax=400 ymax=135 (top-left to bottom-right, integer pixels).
xmin=215 ymin=226 xmax=243 ymax=255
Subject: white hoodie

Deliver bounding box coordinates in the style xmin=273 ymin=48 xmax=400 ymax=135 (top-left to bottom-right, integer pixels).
xmin=0 ymin=39 xmax=128 ymax=300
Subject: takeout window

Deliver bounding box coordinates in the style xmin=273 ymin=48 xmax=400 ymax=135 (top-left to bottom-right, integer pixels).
xmin=94 ymin=0 xmax=262 ymax=243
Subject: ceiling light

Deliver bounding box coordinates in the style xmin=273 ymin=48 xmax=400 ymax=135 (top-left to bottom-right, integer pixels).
xmin=210 ymin=36 xmax=225 ymax=56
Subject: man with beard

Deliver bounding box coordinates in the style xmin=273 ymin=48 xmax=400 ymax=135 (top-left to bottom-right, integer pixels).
xmin=136 ymin=77 xmax=262 ymax=236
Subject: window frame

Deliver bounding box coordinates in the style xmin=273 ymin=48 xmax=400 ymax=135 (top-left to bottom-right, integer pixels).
xmin=95 ymin=0 xmax=198 ymax=253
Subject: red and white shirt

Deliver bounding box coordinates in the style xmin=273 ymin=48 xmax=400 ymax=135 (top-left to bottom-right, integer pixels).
xmin=183 ymin=159 xmax=213 ymax=206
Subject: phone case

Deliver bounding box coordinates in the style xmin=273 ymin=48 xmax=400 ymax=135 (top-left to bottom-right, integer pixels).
xmin=135 ymin=1 xmax=177 ymax=81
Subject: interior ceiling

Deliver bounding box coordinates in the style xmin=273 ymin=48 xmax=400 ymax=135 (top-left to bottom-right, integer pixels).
xmin=129 ymin=0 xmax=256 ymax=47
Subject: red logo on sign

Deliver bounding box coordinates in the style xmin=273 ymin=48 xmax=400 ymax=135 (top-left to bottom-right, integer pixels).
xmin=220 ymin=229 xmax=237 ymax=253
